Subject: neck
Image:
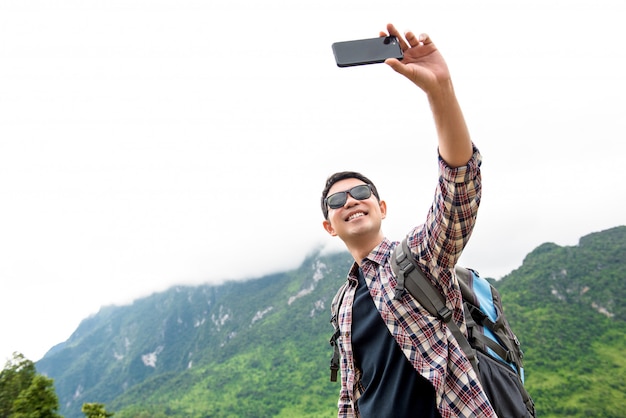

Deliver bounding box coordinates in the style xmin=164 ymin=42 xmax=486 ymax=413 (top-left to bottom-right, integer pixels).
xmin=345 ymin=234 xmax=384 ymax=265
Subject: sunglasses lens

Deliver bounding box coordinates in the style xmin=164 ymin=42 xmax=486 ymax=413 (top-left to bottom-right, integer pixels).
xmin=351 ymin=185 xmax=372 ymax=200
xmin=326 ymin=185 xmax=372 ymax=210
xmin=327 ymin=192 xmax=347 ymax=209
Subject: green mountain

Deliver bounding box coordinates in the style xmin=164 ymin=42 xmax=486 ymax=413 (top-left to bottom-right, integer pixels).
xmin=37 ymin=226 xmax=626 ymax=417
xmin=495 ymin=226 xmax=626 ymax=417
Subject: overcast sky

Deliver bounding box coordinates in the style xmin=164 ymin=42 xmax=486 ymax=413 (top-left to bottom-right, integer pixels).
xmin=1 ymin=0 xmax=625 ymax=363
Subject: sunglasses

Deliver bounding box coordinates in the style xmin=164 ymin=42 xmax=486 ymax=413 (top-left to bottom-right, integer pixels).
xmin=325 ymin=184 xmax=373 ymax=210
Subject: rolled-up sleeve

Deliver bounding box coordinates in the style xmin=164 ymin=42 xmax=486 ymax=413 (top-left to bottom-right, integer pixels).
xmin=410 ymin=143 xmax=482 ymax=271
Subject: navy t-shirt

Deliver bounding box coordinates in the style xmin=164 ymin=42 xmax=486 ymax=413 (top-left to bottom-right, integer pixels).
xmin=351 ymin=268 xmax=441 ymax=418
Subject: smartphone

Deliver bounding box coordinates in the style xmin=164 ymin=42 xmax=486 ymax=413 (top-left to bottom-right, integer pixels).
xmin=332 ymin=36 xmax=403 ymax=68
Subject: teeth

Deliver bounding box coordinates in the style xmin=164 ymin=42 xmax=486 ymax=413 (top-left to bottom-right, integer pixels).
xmin=348 ymin=212 xmax=365 ymax=221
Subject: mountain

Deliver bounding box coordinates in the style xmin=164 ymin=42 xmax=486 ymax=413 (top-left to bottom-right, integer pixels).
xmin=36 ymin=226 xmax=626 ymax=417
xmin=37 ymin=250 xmax=353 ymax=417
xmin=495 ymin=226 xmax=626 ymax=417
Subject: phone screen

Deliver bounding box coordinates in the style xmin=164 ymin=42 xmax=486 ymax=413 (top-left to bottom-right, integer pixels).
xmin=332 ymin=36 xmax=403 ymax=68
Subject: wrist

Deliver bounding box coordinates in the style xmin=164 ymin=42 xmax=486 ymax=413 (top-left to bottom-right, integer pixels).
xmin=426 ymin=79 xmax=456 ymax=111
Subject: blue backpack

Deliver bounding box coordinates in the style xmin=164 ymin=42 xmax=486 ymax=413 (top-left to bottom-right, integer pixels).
xmin=391 ymin=237 xmax=536 ymax=417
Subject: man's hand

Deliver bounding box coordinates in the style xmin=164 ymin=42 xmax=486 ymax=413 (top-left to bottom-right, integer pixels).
xmin=382 ymin=23 xmax=451 ymax=96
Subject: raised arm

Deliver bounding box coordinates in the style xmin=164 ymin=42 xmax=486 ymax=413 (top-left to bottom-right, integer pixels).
xmin=382 ymin=24 xmax=473 ymax=168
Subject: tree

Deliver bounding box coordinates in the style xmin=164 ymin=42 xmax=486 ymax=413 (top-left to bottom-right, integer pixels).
xmin=82 ymin=402 xmax=115 ymax=418
xmin=0 ymin=352 xmax=60 ymax=417
xmin=1 ymin=353 xmax=37 ymax=416
xmin=12 ymin=374 xmax=61 ymax=418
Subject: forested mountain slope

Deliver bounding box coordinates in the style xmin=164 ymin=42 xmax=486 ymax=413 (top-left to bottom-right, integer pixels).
xmin=37 ymin=226 xmax=626 ymax=417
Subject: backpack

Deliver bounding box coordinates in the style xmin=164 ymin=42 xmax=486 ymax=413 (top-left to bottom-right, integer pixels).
xmin=329 ymin=238 xmax=536 ymax=418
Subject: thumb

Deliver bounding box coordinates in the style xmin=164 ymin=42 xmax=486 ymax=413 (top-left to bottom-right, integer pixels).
xmin=385 ymin=58 xmax=408 ymax=76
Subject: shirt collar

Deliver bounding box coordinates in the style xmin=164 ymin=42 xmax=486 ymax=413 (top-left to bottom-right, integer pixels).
xmin=347 ymin=237 xmax=396 ymax=282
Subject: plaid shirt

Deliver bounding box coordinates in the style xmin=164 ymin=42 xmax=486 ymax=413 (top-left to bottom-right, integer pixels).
xmin=331 ymin=146 xmax=496 ymax=418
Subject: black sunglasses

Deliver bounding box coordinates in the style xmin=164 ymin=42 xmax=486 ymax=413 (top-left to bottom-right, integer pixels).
xmin=325 ymin=184 xmax=373 ymax=209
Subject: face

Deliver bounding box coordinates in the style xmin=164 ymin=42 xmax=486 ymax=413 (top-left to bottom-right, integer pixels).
xmin=322 ymin=178 xmax=386 ymax=243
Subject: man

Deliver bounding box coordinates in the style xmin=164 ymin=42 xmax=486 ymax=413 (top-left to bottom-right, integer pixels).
xmin=321 ymin=24 xmax=496 ymax=418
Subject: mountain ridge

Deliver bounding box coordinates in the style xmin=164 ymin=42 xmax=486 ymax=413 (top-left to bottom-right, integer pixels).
xmin=37 ymin=226 xmax=626 ymax=417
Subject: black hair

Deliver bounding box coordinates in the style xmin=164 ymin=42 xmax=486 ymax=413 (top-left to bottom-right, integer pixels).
xmin=321 ymin=171 xmax=380 ymax=219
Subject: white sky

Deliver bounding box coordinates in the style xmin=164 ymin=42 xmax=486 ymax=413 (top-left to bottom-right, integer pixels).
xmin=1 ymin=0 xmax=625 ymax=363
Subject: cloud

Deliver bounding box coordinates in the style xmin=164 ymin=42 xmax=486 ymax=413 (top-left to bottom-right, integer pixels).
xmin=1 ymin=0 xmax=625 ymax=362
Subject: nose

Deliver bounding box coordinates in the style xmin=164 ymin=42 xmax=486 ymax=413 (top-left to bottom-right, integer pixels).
xmin=343 ymin=193 xmax=359 ymax=207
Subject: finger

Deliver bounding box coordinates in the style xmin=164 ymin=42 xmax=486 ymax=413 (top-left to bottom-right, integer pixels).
xmin=384 ymin=58 xmax=407 ymax=76
xmin=419 ymin=33 xmax=433 ymax=45
xmin=386 ymin=23 xmax=410 ymax=50
xmin=405 ymin=31 xmax=420 ymax=48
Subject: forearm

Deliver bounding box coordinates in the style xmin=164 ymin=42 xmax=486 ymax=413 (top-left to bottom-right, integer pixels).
xmin=409 ymin=146 xmax=482 ymax=270
xmin=427 ymin=80 xmax=473 ymax=168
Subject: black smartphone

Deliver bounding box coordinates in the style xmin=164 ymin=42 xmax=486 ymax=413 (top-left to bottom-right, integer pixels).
xmin=332 ymin=36 xmax=403 ymax=68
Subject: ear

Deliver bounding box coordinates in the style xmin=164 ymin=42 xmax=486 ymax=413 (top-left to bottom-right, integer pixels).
xmin=379 ymin=200 xmax=387 ymax=219
xmin=322 ymin=219 xmax=337 ymax=237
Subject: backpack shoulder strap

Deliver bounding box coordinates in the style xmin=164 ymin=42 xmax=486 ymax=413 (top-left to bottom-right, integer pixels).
xmin=329 ymin=280 xmax=349 ymax=382
xmin=391 ymin=238 xmax=480 ymax=375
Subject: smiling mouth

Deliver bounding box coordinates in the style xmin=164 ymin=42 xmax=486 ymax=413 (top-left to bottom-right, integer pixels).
xmin=347 ymin=212 xmax=366 ymax=221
